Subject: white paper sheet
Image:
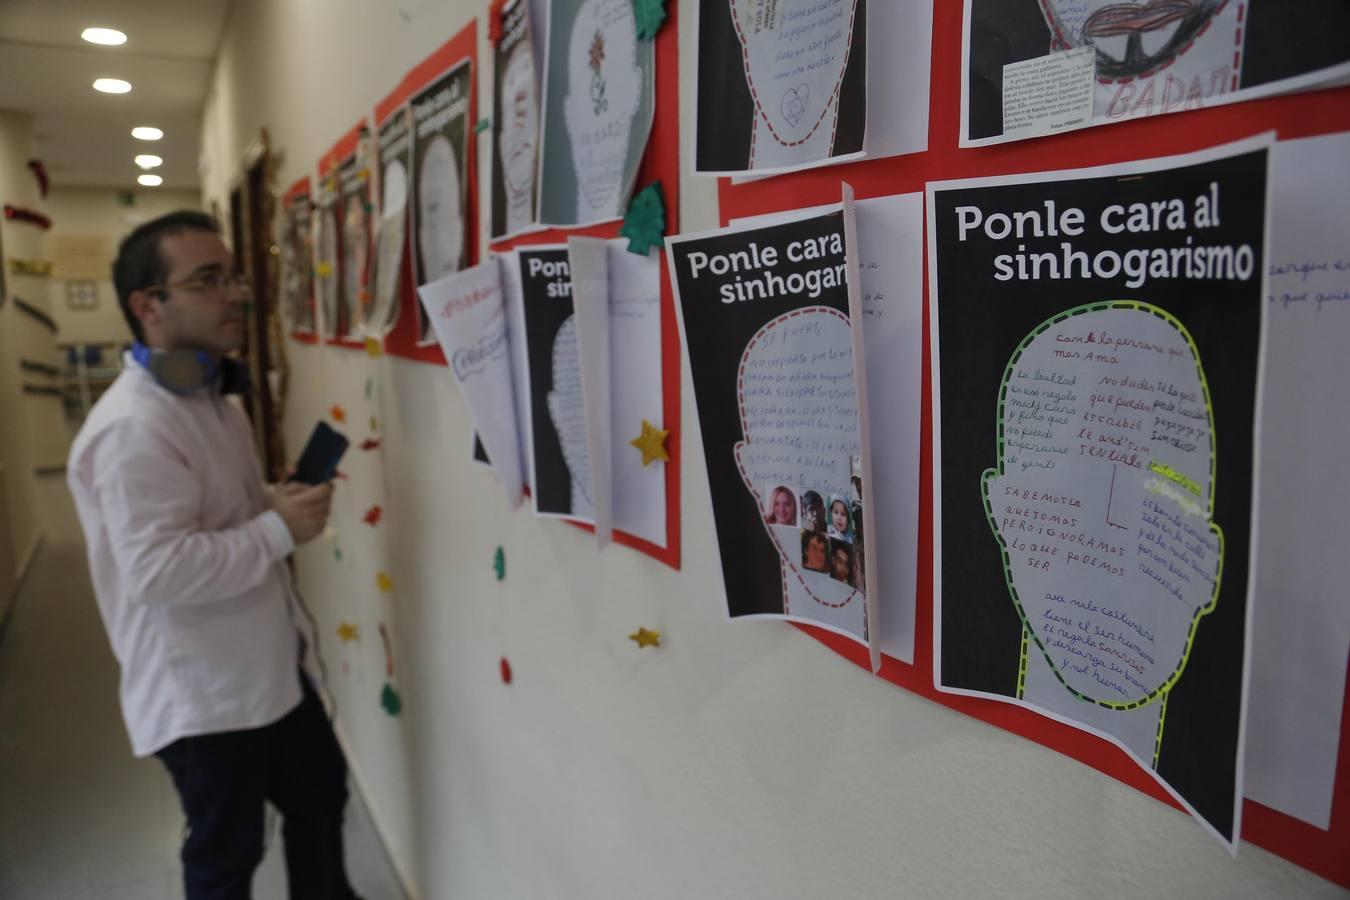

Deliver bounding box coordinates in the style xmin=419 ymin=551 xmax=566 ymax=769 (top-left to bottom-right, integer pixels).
xmin=566 ymin=238 xmax=668 ymax=550
xmin=417 ymin=260 xmax=526 ymax=509
xmin=500 ymin=250 xmax=535 ymax=493
xmin=1001 ymin=46 xmax=1096 ymax=142
xmin=1243 ymin=131 xmax=1350 ymax=830
xmin=568 ymin=237 xmax=614 ymax=546
xmin=606 ymin=246 xmax=666 ymax=548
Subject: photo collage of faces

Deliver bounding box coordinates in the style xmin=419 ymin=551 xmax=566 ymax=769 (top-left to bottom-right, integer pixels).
xmin=763 ymin=458 xmax=866 ymax=593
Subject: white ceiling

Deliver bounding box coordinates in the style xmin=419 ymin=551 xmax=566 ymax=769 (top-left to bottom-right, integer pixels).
xmin=0 ymin=0 xmax=230 ymax=191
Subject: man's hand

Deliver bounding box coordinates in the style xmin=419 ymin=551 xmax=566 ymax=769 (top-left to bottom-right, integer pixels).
xmin=271 ymin=482 xmax=333 ymax=545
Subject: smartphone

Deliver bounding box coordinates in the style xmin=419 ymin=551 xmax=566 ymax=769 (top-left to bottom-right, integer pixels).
xmin=290 ymin=421 xmax=349 ymax=485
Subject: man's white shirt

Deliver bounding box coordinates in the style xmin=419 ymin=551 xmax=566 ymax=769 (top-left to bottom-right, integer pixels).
xmin=68 ymin=355 xmax=311 ymax=756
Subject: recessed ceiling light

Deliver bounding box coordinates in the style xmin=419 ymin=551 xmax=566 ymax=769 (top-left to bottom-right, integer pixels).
xmin=82 ymin=27 xmax=127 ymax=46
xmin=138 ymin=174 xmax=163 ymax=187
xmin=93 ymin=78 xmax=132 ymax=94
xmin=134 ymin=154 xmax=163 ymax=169
xmin=131 ymin=126 xmax=163 ymax=141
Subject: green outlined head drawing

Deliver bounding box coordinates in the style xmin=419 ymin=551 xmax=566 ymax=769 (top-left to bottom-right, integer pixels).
xmin=981 ymin=301 xmax=1224 ymax=710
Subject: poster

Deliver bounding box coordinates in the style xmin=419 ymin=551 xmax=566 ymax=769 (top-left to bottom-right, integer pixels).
xmin=417 ymin=260 xmax=527 ymax=509
xmin=368 ymin=105 xmax=412 ymax=338
xmin=537 ymin=0 xmax=655 ymax=227
xmin=338 ymin=150 xmax=373 ymax=338
xmin=928 ymin=136 xmax=1272 ymax=847
xmin=492 ymin=0 xmax=542 ymax=238
xmin=281 ymin=184 xmax=315 ymax=334
xmin=410 ymin=58 xmax=473 ymax=345
xmin=694 ymin=0 xmax=868 ymax=175
xmin=667 ymin=204 xmax=874 ymax=646
xmin=731 ymin=192 xmax=925 ymax=663
xmin=962 ymin=0 xmax=1350 ymax=146
xmin=518 ymin=245 xmax=594 ymax=521
xmin=313 ymin=187 xmax=342 ymax=340
xmin=568 ymin=238 xmax=667 ymax=549
xmin=1243 ymin=130 xmax=1350 ymax=831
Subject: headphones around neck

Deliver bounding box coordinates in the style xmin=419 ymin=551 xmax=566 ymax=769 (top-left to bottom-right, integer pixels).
xmin=131 ymin=342 xmax=249 ymax=397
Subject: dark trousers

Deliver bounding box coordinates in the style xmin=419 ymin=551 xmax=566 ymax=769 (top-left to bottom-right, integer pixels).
xmin=155 ymin=674 xmax=357 ymax=900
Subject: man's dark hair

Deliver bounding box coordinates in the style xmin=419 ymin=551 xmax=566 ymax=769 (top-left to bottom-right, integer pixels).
xmin=113 ymin=210 xmax=219 ymax=342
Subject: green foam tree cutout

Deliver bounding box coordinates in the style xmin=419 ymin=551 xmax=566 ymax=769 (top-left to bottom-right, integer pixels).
xmin=381 ymin=683 xmax=402 ymax=716
xmin=620 ymin=182 xmax=665 ymax=256
xmin=634 ymin=0 xmax=666 ymax=40
xmin=493 ymin=546 xmax=506 ymax=581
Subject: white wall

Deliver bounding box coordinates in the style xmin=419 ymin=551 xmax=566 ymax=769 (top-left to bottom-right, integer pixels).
xmin=42 ymin=186 xmax=202 ymax=346
xmin=0 ymin=109 xmax=58 ymax=602
xmin=200 ymin=3 xmax=1341 ymax=898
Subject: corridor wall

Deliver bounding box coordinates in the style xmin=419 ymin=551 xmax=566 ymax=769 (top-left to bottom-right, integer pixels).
xmin=0 ymin=109 xmax=59 ymax=611
xmin=199 ymin=2 xmax=1346 ymax=897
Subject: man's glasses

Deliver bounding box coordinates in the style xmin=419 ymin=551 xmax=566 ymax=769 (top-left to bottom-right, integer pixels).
xmin=144 ymin=271 xmax=252 ymax=296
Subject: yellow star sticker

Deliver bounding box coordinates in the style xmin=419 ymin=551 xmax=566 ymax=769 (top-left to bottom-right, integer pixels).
xmin=376 ymin=572 xmax=393 ymax=592
xmin=370 ymin=415 xmax=378 ymax=432
xmin=629 ymin=627 xmax=661 ymax=648
xmin=315 ymin=261 xmax=333 ymax=278
xmin=364 ymin=336 xmax=382 ymax=357
xmin=629 ymin=420 xmax=669 ymax=466
xmin=337 ymin=622 xmax=359 ymax=642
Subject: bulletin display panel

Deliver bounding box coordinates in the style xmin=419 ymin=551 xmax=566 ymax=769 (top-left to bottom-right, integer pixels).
xmin=490 ymin=2 xmax=683 ymax=571
xmin=717 ymin=3 xmax=1350 ymax=886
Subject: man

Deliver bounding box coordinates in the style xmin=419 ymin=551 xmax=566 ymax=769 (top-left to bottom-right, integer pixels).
xmin=67 ymin=211 xmax=359 ymax=899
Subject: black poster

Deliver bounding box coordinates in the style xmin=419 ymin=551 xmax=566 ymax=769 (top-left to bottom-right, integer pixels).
xmin=695 ymin=0 xmax=868 ymax=173
xmin=669 ymin=210 xmax=868 ymax=643
xmin=410 ymin=60 xmax=473 ymax=343
xmin=518 ymin=247 xmax=590 ymax=520
xmin=930 ymin=142 xmax=1270 ymax=845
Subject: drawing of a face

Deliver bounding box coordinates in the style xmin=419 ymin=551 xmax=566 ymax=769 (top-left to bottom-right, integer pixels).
xmin=734 ymin=307 xmax=862 ymax=618
xmin=418 ymin=134 xmax=464 ymax=282
xmin=730 ymin=0 xmax=859 ymax=146
xmin=546 ymin=315 xmax=594 ymax=518
xmin=500 ymin=41 xmax=539 ymax=231
xmin=1041 ymin=0 xmax=1227 ymax=79
xmin=343 ymin=192 xmax=369 ymax=329
xmin=803 ymin=532 xmax=828 ymax=572
xmin=983 ymin=303 xmax=1222 ymax=707
xmin=768 ymin=485 xmax=797 ymax=525
xmin=562 ymin=0 xmax=642 ymax=219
